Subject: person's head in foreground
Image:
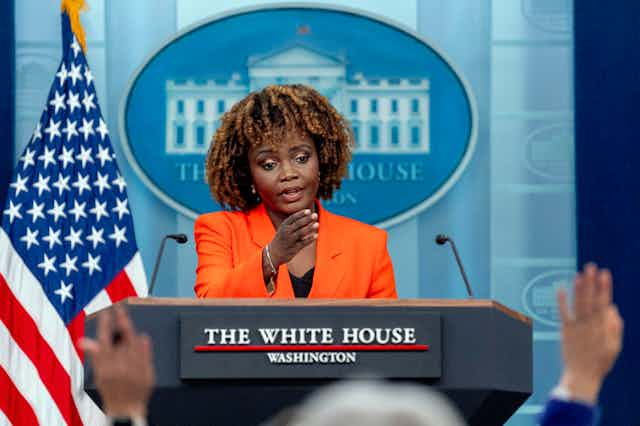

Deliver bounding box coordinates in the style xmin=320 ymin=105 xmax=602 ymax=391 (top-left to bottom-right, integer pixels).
xmin=205 ymin=84 xmax=352 ymax=219
xmin=285 ymin=380 xmax=466 ymax=426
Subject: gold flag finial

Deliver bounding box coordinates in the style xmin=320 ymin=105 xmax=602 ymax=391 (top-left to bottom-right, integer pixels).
xmin=61 ymin=0 xmax=88 ymax=54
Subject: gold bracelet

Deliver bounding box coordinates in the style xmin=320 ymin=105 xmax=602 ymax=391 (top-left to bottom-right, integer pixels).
xmin=264 ymin=244 xmax=277 ymax=295
xmin=265 ymin=244 xmax=277 ymax=275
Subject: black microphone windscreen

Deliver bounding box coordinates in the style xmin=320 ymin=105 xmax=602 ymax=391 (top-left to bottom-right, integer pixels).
xmin=168 ymin=233 xmax=188 ymax=244
xmin=435 ymin=234 xmax=449 ymax=245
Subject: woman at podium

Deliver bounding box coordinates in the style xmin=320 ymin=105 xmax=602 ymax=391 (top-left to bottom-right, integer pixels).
xmin=194 ymin=84 xmax=397 ymax=299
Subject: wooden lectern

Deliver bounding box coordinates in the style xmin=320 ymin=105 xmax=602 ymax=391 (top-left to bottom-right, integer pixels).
xmin=85 ymin=298 xmax=531 ymax=426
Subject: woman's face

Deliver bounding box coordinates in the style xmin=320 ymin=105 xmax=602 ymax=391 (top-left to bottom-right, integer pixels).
xmin=248 ymin=130 xmax=320 ymax=219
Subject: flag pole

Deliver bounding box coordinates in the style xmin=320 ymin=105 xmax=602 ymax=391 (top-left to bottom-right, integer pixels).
xmin=60 ymin=0 xmax=88 ymax=54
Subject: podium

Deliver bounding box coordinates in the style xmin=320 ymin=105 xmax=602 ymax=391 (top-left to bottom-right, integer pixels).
xmin=85 ymin=298 xmax=532 ymax=426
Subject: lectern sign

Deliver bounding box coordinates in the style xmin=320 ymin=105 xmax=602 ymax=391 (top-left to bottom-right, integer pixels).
xmin=179 ymin=311 xmax=441 ymax=379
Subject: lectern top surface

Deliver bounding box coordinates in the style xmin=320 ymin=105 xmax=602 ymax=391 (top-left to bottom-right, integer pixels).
xmin=113 ymin=297 xmax=531 ymax=326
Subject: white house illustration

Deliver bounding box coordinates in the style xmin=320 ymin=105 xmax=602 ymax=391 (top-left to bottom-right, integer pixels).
xmin=165 ymin=45 xmax=430 ymax=155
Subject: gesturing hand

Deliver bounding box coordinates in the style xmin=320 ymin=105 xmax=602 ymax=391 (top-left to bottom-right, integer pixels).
xmin=557 ymin=263 xmax=624 ymax=404
xmin=268 ymin=209 xmax=319 ymax=267
xmin=79 ymin=305 xmax=155 ymax=419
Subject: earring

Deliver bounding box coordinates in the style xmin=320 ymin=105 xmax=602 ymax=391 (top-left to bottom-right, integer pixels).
xmin=251 ymin=185 xmax=256 ymax=194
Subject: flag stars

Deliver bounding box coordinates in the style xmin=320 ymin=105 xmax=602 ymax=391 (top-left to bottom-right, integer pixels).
xmin=67 ymin=91 xmax=81 ymax=113
xmin=68 ymin=63 xmax=83 ymax=86
xmin=47 ymin=200 xmax=67 ymax=223
xmin=82 ymin=253 xmax=102 ymax=276
xmin=3 ymin=200 xmax=22 ymax=224
xmin=26 ymin=200 xmax=45 ymax=223
xmin=9 ymin=174 xmax=29 ymax=197
xmin=112 ymin=197 xmax=130 ymax=220
xmin=76 ymin=145 xmax=94 ymax=168
xmin=43 ymin=118 xmax=61 ymax=141
xmin=49 ymin=91 xmax=66 ymax=114
xmin=84 ymin=67 xmax=94 ymax=86
xmin=33 ymin=174 xmax=51 ymax=197
xmin=54 ymin=281 xmax=74 ymax=304
xmin=38 ymin=146 xmax=57 ymax=169
xmin=87 ymin=226 xmax=105 ymax=249
xmin=112 ymin=174 xmax=126 ymax=193
xmin=52 ymin=174 xmax=71 ymax=196
xmin=82 ymin=90 xmax=96 ymax=113
xmin=42 ymin=226 xmax=62 ymax=250
xmin=79 ymin=118 xmax=95 ymax=142
xmin=72 ymin=173 xmax=91 ymax=195
xmin=96 ymin=145 xmax=112 ymax=167
xmin=20 ymin=227 xmax=39 ymax=250
xmin=62 ymin=119 xmax=78 ymax=142
xmin=93 ymin=172 xmax=111 ymax=195
xmin=96 ymin=118 xmax=109 ymax=141
xmin=89 ymin=199 xmax=109 ymax=222
xmin=37 ymin=253 xmax=57 ymax=277
xmin=58 ymin=146 xmax=75 ymax=169
xmin=70 ymin=38 xmax=82 ymax=58
xmin=64 ymin=227 xmax=83 ymax=249
xmin=60 ymin=254 xmax=79 ymax=277
xmin=21 ymin=148 xmax=36 ymax=170
xmin=109 ymin=224 xmax=128 ymax=248
xmin=32 ymin=123 xmax=42 ymax=142
xmin=56 ymin=63 xmax=68 ymax=86
xmin=68 ymin=199 xmax=88 ymax=222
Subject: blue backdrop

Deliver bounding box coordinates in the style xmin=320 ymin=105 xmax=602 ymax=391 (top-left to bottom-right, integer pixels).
xmin=575 ymin=2 xmax=640 ymax=425
xmin=5 ymin=1 xmax=636 ymax=424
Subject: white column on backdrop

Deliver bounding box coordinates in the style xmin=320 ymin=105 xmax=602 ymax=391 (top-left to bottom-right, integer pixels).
xmin=105 ymin=0 xmax=178 ymax=296
xmin=416 ymin=2 xmax=491 ymax=299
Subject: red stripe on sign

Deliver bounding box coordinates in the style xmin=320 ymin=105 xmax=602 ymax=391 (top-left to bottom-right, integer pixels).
xmin=104 ymin=269 xmax=138 ymax=302
xmin=194 ymin=344 xmax=429 ymax=352
xmin=0 ymin=365 xmax=39 ymax=426
xmin=0 ymin=273 xmax=84 ymax=426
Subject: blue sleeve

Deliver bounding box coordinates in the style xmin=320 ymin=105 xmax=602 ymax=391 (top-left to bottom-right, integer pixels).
xmin=538 ymin=399 xmax=596 ymax=426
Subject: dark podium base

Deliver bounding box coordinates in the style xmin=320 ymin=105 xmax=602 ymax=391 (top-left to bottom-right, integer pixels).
xmin=85 ymin=298 xmax=532 ymax=426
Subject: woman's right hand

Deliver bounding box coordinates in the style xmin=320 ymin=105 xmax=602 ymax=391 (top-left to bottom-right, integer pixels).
xmin=268 ymin=209 xmax=318 ymax=267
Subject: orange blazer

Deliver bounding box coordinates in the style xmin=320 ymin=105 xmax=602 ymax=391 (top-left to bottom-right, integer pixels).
xmin=194 ymin=202 xmax=397 ymax=299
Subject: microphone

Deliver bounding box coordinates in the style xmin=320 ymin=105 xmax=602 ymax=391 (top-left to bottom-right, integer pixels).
xmin=148 ymin=233 xmax=189 ymax=295
xmin=435 ymin=234 xmax=474 ymax=298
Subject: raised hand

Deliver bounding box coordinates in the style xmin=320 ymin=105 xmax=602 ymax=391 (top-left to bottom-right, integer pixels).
xmin=268 ymin=209 xmax=318 ymax=267
xmin=557 ymin=263 xmax=624 ymax=404
xmin=79 ymin=305 xmax=155 ymax=419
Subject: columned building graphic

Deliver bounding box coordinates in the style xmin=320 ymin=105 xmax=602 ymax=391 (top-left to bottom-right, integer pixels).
xmin=165 ymin=45 xmax=430 ymax=155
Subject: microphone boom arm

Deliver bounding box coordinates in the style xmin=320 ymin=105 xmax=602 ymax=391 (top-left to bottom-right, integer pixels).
xmin=447 ymin=238 xmax=474 ymax=298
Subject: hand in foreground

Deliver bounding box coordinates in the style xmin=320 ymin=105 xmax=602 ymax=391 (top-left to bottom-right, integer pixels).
xmin=557 ymin=263 xmax=624 ymax=404
xmin=268 ymin=209 xmax=318 ymax=266
xmin=79 ymin=305 xmax=155 ymax=418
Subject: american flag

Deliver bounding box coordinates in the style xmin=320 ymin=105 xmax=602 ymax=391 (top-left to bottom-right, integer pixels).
xmin=0 ymin=11 xmax=147 ymax=426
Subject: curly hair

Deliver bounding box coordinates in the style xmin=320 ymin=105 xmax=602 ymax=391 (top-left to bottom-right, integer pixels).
xmin=205 ymin=84 xmax=353 ymax=211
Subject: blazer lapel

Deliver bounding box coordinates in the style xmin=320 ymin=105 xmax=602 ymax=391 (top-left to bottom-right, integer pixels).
xmin=309 ymin=203 xmax=345 ymax=298
xmin=246 ymin=204 xmax=275 ymax=248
